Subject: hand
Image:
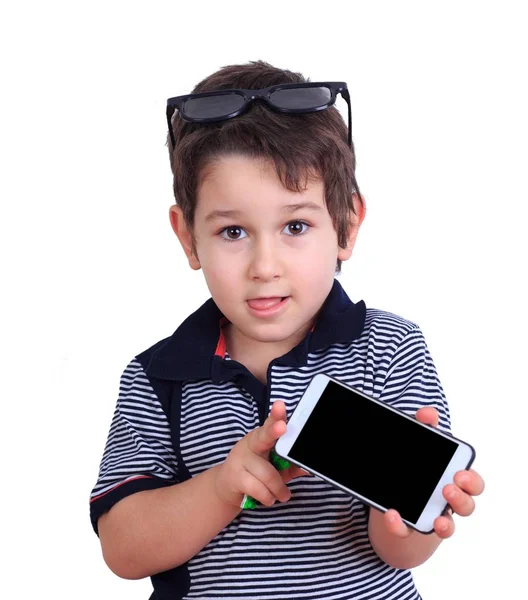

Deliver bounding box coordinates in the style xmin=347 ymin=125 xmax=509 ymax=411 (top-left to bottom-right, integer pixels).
xmin=381 ymin=406 xmax=485 ymax=539
xmin=214 ymin=400 xmax=310 ymax=509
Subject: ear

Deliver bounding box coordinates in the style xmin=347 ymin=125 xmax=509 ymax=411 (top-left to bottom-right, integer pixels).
xmin=169 ymin=205 xmax=201 ymax=270
xmin=337 ymin=193 xmax=367 ymax=262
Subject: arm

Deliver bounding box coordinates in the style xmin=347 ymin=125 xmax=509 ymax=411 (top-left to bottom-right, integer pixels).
xmin=367 ymin=404 xmax=484 ymax=569
xmin=368 ymin=327 xmax=450 ymax=568
xmin=92 ymin=363 xmax=302 ymax=580
xmin=98 ymin=400 xmax=306 ymax=580
xmin=98 ymin=464 xmax=242 ymax=579
xmin=90 ymin=359 xmax=241 ymax=579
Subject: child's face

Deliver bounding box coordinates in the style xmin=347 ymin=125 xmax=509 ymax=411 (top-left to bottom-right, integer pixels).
xmin=171 ymin=154 xmax=363 ymax=350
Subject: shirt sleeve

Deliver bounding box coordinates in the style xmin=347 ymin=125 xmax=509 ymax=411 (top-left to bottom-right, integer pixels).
xmin=378 ymin=326 xmax=452 ymax=433
xmin=89 ymin=358 xmax=178 ymax=536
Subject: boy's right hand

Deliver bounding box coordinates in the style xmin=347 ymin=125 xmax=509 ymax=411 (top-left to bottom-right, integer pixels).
xmin=214 ymin=400 xmax=311 ymax=509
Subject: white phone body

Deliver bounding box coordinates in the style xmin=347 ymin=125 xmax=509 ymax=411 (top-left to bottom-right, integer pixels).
xmin=275 ymin=373 xmax=476 ymax=534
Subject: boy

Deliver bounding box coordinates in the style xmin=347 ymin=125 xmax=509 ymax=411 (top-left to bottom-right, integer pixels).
xmin=90 ymin=60 xmax=484 ymax=600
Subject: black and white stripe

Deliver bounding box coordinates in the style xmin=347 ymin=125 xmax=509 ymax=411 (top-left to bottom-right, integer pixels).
xmin=91 ymin=308 xmax=450 ymax=599
xmin=90 ymin=360 xmax=177 ymax=502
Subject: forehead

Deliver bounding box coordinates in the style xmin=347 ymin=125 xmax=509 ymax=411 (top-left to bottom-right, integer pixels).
xmin=196 ymin=154 xmax=325 ymax=215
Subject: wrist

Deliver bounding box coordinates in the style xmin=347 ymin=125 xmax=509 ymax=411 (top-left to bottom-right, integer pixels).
xmin=211 ymin=464 xmax=243 ymax=512
xmin=368 ymin=509 xmax=441 ymax=570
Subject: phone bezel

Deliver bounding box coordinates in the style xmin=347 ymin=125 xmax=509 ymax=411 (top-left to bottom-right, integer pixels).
xmin=274 ymin=373 xmax=476 ymax=534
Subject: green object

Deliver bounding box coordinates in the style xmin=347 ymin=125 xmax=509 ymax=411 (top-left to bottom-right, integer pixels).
xmin=241 ymin=495 xmax=257 ymax=509
xmin=270 ymin=449 xmax=291 ymax=470
xmin=241 ymin=449 xmax=291 ymax=509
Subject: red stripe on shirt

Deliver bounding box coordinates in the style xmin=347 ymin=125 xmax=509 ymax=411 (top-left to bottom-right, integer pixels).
xmin=89 ymin=475 xmax=153 ymax=503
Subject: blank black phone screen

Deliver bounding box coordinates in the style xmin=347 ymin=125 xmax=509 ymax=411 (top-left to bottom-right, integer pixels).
xmin=288 ymin=380 xmax=458 ymax=523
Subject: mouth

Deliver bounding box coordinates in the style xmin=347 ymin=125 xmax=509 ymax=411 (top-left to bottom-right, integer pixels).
xmin=246 ymin=296 xmax=290 ymax=317
xmin=246 ymin=296 xmax=290 ymax=312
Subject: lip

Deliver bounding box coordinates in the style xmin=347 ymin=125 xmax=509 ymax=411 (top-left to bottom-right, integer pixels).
xmin=246 ymin=296 xmax=290 ymax=318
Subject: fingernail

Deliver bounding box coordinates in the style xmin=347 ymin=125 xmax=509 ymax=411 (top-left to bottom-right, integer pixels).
xmin=439 ymin=521 xmax=449 ymax=532
xmin=447 ymin=488 xmax=456 ymax=500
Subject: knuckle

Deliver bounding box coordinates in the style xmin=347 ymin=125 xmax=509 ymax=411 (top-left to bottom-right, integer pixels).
xmin=262 ymin=468 xmax=277 ymax=486
xmin=239 ymin=471 xmax=254 ymax=495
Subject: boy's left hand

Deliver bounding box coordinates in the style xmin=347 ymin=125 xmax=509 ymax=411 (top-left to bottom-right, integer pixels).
xmin=383 ymin=406 xmax=485 ymax=539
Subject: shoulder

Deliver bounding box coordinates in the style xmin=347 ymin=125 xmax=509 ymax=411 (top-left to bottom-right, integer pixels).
xmin=361 ymin=309 xmax=438 ymax=390
xmin=335 ymin=306 xmax=431 ymax=377
xmin=115 ymin=335 xmax=181 ymax=422
xmin=361 ymin=306 xmax=427 ymax=350
xmin=364 ymin=306 xmax=419 ymax=335
xmin=315 ymin=305 xmax=425 ymax=364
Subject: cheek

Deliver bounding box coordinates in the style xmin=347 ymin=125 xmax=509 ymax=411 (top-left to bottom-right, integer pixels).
xmin=199 ymin=246 xmax=243 ymax=288
xmin=292 ymin=233 xmax=339 ymax=267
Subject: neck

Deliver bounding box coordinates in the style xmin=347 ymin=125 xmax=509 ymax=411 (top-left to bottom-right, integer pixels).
xmin=224 ymin=321 xmax=313 ymax=384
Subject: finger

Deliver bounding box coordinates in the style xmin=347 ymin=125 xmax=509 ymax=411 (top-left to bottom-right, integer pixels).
xmin=270 ymin=400 xmax=287 ymax=422
xmin=454 ymin=469 xmax=485 ymax=496
xmin=246 ymin=458 xmax=292 ymax=504
xmin=415 ymin=406 xmax=439 ymax=428
xmin=434 ymin=512 xmax=455 ymax=538
xmin=384 ymin=509 xmax=413 ymax=538
xmin=248 ymin=405 xmax=287 ymax=456
xmin=443 ymin=484 xmax=475 ymax=517
xmin=240 ymin=468 xmax=280 ymax=507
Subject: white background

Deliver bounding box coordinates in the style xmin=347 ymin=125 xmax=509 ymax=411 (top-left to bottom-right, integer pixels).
xmin=1 ymin=1 xmax=526 ymax=598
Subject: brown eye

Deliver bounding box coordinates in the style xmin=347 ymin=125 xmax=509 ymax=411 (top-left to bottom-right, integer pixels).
xmin=227 ymin=227 xmax=241 ymax=239
xmin=220 ymin=226 xmax=247 ymax=241
xmin=285 ymin=221 xmax=309 ymax=235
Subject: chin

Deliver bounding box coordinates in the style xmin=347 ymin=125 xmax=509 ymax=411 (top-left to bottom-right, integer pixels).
xmin=245 ymin=328 xmax=288 ymax=343
xmin=247 ymin=322 xmax=303 ymax=343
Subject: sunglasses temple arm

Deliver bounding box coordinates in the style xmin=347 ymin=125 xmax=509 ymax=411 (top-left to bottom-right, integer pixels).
xmin=342 ymin=89 xmax=352 ymax=148
xmin=348 ymin=101 xmax=352 ymax=147
xmin=166 ymin=107 xmax=176 ymax=149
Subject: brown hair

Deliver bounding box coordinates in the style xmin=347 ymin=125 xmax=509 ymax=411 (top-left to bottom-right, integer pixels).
xmin=167 ymin=60 xmax=362 ymax=272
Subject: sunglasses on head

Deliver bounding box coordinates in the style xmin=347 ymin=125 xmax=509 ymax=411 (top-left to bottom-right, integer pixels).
xmin=166 ymin=81 xmax=352 ymax=149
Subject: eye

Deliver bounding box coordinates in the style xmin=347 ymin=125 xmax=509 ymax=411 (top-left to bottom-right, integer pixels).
xmin=219 ymin=226 xmax=248 ymax=242
xmin=283 ymin=220 xmax=310 ymax=236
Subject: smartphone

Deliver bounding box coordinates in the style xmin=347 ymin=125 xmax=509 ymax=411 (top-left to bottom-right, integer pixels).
xmin=274 ymin=373 xmax=476 ymax=533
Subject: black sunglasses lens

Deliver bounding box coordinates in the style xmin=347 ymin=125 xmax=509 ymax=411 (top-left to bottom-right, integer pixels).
xmin=270 ymin=85 xmax=332 ymax=110
xmin=183 ymin=93 xmax=245 ymax=120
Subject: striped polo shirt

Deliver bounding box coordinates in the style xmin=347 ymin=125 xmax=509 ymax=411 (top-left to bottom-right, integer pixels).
xmin=90 ymin=279 xmax=451 ymax=600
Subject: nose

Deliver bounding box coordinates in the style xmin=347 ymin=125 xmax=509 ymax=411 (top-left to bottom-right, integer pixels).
xmin=248 ymin=237 xmax=283 ymax=282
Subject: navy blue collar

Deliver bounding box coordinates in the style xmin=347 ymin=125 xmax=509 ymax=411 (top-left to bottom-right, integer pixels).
xmin=144 ymin=279 xmax=366 ymax=382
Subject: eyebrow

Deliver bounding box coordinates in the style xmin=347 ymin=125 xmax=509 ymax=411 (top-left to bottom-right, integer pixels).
xmin=204 ymin=201 xmax=323 ymax=223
